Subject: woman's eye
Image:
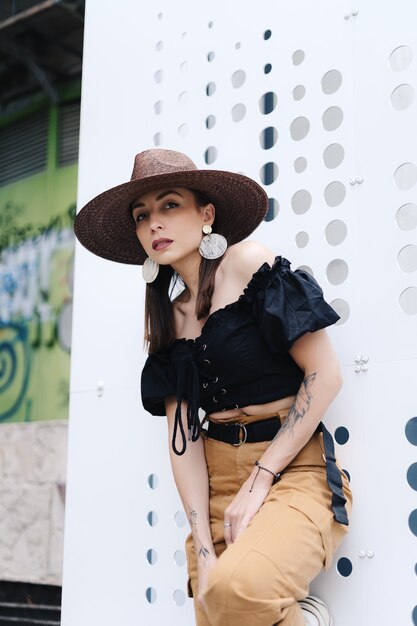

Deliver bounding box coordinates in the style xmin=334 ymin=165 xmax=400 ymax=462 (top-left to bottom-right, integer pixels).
xmin=164 ymin=201 xmax=178 ymax=209
xmin=135 ymin=213 xmax=146 ymax=223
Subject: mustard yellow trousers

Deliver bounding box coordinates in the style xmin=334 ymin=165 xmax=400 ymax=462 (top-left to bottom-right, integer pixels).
xmin=185 ymin=409 xmax=352 ymax=626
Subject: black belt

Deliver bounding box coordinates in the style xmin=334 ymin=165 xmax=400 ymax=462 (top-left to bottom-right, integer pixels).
xmin=206 ymin=417 xmax=281 ymax=445
xmin=206 ymin=416 xmax=349 ymax=526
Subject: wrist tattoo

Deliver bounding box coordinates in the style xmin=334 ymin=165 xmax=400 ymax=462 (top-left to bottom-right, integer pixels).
xmin=189 ymin=508 xmax=210 ymax=561
xmin=274 ymin=372 xmax=316 ymax=440
xmin=198 ymin=546 xmax=210 ymax=559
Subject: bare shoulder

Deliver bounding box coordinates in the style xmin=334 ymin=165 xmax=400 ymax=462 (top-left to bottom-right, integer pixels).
xmin=223 ymin=240 xmax=276 ymax=283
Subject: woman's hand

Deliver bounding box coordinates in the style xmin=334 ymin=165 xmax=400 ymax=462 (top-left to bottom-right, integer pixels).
xmin=223 ymin=468 xmax=273 ymax=545
xmin=197 ymin=552 xmax=218 ymax=610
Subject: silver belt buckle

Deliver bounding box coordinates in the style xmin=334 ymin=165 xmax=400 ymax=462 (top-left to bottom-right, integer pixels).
xmin=232 ymin=423 xmax=247 ymax=446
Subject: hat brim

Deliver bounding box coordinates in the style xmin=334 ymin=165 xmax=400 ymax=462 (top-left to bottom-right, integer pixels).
xmin=74 ymin=169 xmax=269 ymax=265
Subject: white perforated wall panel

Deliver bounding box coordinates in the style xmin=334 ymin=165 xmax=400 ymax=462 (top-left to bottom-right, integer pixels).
xmin=62 ymin=1 xmax=417 ymax=625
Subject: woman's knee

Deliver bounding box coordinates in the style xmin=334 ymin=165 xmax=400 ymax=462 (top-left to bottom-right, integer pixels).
xmin=201 ymin=549 xmax=293 ymax=625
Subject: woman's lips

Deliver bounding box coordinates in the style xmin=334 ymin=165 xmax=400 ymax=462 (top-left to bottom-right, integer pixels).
xmin=153 ymin=240 xmax=173 ymax=251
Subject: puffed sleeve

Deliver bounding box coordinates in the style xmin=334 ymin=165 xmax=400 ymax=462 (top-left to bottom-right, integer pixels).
xmin=241 ymin=256 xmax=340 ymax=354
xmin=141 ymin=341 xmax=202 ymax=456
xmin=141 ymin=348 xmax=177 ymax=416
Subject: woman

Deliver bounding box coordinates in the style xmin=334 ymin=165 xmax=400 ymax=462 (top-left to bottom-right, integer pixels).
xmin=74 ymin=148 xmax=352 ymax=626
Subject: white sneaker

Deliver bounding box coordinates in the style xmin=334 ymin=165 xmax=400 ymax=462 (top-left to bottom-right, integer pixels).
xmin=298 ymin=595 xmax=333 ymax=626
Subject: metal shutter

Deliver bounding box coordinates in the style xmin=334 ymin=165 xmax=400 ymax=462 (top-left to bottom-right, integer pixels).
xmin=57 ymin=101 xmax=80 ymax=166
xmin=0 ymin=109 xmax=49 ymax=187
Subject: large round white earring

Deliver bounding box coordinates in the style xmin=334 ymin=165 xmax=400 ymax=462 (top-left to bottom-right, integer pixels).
xmin=199 ymin=225 xmax=228 ymax=259
xmin=142 ymin=257 xmax=160 ymax=283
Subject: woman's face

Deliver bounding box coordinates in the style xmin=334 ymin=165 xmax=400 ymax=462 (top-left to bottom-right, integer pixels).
xmin=131 ymin=186 xmax=214 ymax=264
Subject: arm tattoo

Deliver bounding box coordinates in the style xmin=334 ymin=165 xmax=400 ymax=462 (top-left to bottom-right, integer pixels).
xmin=274 ymin=372 xmax=317 ymax=440
xmin=189 ymin=508 xmax=210 ymax=562
xmin=198 ymin=546 xmax=210 ymax=559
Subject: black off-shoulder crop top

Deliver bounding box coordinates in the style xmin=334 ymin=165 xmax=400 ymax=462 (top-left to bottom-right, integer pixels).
xmin=141 ymin=256 xmax=340 ymax=449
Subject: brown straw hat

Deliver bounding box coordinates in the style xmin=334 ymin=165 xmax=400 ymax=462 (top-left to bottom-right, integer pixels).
xmin=74 ymin=148 xmax=269 ymax=265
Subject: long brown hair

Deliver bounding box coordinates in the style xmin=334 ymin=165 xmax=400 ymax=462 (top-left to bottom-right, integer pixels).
xmin=143 ymin=189 xmax=224 ymax=354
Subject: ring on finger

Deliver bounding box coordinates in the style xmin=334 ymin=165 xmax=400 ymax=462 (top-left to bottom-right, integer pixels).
xmin=223 ymin=522 xmax=232 ymax=528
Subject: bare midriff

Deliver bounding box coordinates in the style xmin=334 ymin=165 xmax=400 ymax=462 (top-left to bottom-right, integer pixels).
xmin=208 ymin=394 xmax=296 ymax=421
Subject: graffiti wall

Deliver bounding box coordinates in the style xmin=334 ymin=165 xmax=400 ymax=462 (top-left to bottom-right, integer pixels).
xmin=0 ymin=165 xmax=77 ymax=423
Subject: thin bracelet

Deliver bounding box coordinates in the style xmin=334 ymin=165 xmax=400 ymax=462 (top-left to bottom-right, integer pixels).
xmin=249 ymin=461 xmax=281 ymax=492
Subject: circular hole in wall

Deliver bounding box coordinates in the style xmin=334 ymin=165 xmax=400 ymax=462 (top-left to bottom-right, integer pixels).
xmin=335 ymin=426 xmax=349 ymax=445
xmin=294 ymin=157 xmax=307 ymax=173
xmin=394 ymin=162 xmax=417 ymax=190
xmin=295 ymin=231 xmax=309 ymax=248
xmin=413 ymin=606 xmax=417 ymax=626
xmin=157 ymin=12 xmax=163 ymax=19
xmin=264 ymin=198 xmax=279 ymax=221
xmin=389 ymin=45 xmax=413 ymax=71
xmin=148 ymin=474 xmax=159 ymax=489
xmin=174 ymin=510 xmax=187 ymax=527
xmin=293 ymin=84 xmax=305 ymax=101
xmin=330 ymin=299 xmax=350 ymax=325
xmin=206 ymin=114 xmax=216 ymax=129
xmin=322 ymin=106 xmax=344 ymax=131
xmin=231 ymin=70 xmax=246 ymax=88
xmin=174 ymin=550 xmax=186 ymax=566
xmin=260 ymin=127 xmax=278 ymax=149
xmin=297 ymin=265 xmax=314 ymax=276
xmin=231 ymin=103 xmax=246 ymax=122
xmin=178 ymin=123 xmax=188 ymax=138
xmin=399 ymin=287 xmax=417 ymax=315
xmin=260 ymin=162 xmax=278 ymax=185
xmin=292 ymin=49 xmax=305 ymax=65
xmin=323 ymin=143 xmax=345 ymax=168
xmin=146 ymin=549 xmax=158 ymax=565
xmin=409 ymin=509 xmax=417 ymax=537
xmin=153 ymin=132 xmax=162 ymax=146
xmin=325 ymin=219 xmax=347 ymax=245
xmin=154 ymin=70 xmax=163 ymax=84
xmin=396 ymin=203 xmax=417 ymax=230
xmin=178 ymin=91 xmax=188 ymax=105
xmin=391 ymin=83 xmax=415 ymax=110
xmin=263 ymin=29 xmax=272 ymax=40
xmin=407 ymin=463 xmax=417 ymax=491
xmin=206 ymin=82 xmax=216 ymax=96
xmin=207 ymin=51 xmax=215 ymax=62
xmin=327 ymin=259 xmax=348 ymax=285
xmin=337 ymin=557 xmax=353 ymax=577
xmin=324 ymin=181 xmax=346 ymax=207
xmin=181 ymin=32 xmax=187 ymax=39
xmin=290 ymin=116 xmax=310 ymax=140
xmin=235 ymin=42 xmax=241 ymax=49
xmin=321 ymin=69 xmax=342 ymax=94
xmin=398 ymin=245 xmax=417 ymax=272
xmin=154 ymin=101 xmax=162 ymax=115
xmin=291 ymin=189 xmax=312 ymax=215
xmin=204 ymin=147 xmax=217 ymax=165
xmin=147 ymin=511 xmax=158 ymax=527
xmin=146 ymin=587 xmax=157 ymax=603
xmin=173 ymin=589 xmax=186 ymax=606
xmin=405 ymin=417 xmax=417 ymax=445
xmin=342 ymin=468 xmax=351 ymax=482
xmin=208 ymin=21 xmax=214 ymax=28
xmin=259 ymin=92 xmax=277 ymax=114
xmin=180 ymin=61 xmax=187 ymax=71
xmin=156 ymin=41 xmax=163 ymax=51
xmin=264 ymin=63 xmax=272 ymax=74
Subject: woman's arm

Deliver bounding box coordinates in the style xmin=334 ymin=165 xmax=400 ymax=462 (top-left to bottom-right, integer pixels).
xmin=165 ymin=396 xmax=216 ymax=597
xmin=259 ymin=328 xmax=342 ymax=471
xmin=223 ymin=328 xmax=343 ymax=545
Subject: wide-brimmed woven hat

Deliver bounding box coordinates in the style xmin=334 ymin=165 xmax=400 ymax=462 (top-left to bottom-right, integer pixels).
xmin=74 ymin=148 xmax=269 ymax=265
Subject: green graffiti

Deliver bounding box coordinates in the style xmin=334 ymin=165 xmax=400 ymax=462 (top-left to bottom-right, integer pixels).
xmin=0 ymin=201 xmax=76 ymax=255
